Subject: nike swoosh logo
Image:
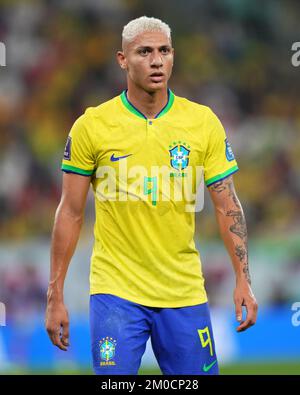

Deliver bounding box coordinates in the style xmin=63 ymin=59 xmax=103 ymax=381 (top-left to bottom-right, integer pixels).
xmin=110 ymin=153 xmax=132 ymax=161
xmin=203 ymin=360 xmax=217 ymax=372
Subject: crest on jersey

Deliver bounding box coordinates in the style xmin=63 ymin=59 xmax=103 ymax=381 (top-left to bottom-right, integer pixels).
xmin=225 ymin=138 xmax=235 ymax=161
xmin=99 ymin=337 xmax=117 ymax=366
xmin=169 ymin=141 xmax=190 ymax=171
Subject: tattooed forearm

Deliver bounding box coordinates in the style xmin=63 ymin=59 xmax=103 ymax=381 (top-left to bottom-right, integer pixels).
xmin=229 ymin=209 xmax=251 ymax=283
xmin=235 ymin=244 xmax=246 ymax=261
xmin=209 ymin=176 xmax=251 ymax=284
xmin=226 ymin=209 xmax=247 ymax=240
xmin=243 ymin=264 xmax=251 ymax=284
xmin=235 ymin=244 xmax=251 ymax=284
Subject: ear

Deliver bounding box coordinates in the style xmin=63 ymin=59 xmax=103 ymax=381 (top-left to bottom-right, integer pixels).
xmin=116 ymin=51 xmax=127 ymax=70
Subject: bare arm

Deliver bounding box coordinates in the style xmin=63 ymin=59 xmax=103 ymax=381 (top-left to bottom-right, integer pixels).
xmin=208 ymin=175 xmax=258 ymax=332
xmin=45 ymin=172 xmax=91 ymax=350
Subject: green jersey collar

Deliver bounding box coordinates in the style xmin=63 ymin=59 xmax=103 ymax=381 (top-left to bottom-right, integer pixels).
xmin=120 ymin=88 xmax=174 ymax=120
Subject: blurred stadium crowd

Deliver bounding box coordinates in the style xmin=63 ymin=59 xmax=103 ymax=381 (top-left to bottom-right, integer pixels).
xmin=0 ymin=0 xmax=300 ymax=322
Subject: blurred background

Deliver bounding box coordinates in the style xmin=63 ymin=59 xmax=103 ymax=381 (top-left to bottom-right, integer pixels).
xmin=0 ymin=0 xmax=300 ymax=374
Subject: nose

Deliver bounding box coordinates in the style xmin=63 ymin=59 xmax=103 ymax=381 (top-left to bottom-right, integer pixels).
xmin=150 ymin=50 xmax=163 ymax=67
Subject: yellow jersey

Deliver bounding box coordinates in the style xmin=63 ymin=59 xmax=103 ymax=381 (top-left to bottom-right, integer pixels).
xmin=61 ymin=89 xmax=239 ymax=307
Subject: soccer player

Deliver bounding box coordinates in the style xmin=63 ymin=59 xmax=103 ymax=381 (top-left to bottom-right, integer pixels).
xmin=45 ymin=16 xmax=258 ymax=375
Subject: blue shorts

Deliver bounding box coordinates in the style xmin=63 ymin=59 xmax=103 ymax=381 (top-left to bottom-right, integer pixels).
xmin=90 ymin=293 xmax=219 ymax=375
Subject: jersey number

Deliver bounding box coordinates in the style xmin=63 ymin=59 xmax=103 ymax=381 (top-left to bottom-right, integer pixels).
xmin=198 ymin=326 xmax=214 ymax=356
xmin=143 ymin=176 xmax=157 ymax=206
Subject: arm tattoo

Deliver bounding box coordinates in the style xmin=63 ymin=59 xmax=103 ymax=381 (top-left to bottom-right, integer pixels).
xmin=227 ymin=208 xmax=250 ymax=283
xmin=209 ymin=176 xmax=251 ymax=284
xmin=228 ymin=179 xmax=240 ymax=208
xmin=243 ymin=264 xmax=251 ymax=284
xmin=235 ymin=244 xmax=251 ymax=284
xmin=210 ymin=177 xmax=240 ymax=208
xmin=235 ymin=244 xmax=246 ymax=262
xmin=209 ymin=180 xmax=227 ymax=194
xmin=226 ymin=210 xmax=247 ymax=240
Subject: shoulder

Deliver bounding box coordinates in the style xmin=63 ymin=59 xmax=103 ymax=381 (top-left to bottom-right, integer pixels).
xmin=83 ymin=94 xmax=121 ymax=122
xmin=175 ymin=96 xmax=222 ymax=132
xmin=175 ymin=95 xmax=212 ymax=115
xmin=173 ymin=93 xmax=218 ymax=122
xmin=69 ymin=94 xmax=121 ymax=136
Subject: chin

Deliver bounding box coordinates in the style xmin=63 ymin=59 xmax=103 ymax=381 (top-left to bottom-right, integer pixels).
xmin=144 ymin=82 xmax=166 ymax=93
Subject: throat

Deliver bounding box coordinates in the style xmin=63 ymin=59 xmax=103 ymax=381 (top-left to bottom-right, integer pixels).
xmin=126 ymin=88 xmax=169 ymax=119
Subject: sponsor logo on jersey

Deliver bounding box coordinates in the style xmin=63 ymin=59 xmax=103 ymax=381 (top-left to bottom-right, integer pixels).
xmin=110 ymin=153 xmax=132 ymax=161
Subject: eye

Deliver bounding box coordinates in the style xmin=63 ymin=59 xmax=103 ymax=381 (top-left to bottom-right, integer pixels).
xmin=161 ymin=47 xmax=170 ymax=54
xmin=139 ymin=48 xmax=149 ymax=55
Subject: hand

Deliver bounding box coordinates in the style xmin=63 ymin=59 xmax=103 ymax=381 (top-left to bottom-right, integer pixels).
xmin=45 ymin=300 xmax=70 ymax=351
xmin=233 ymin=279 xmax=258 ymax=332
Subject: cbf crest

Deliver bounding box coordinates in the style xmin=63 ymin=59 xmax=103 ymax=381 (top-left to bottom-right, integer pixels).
xmin=99 ymin=337 xmax=117 ymax=366
xmin=169 ymin=141 xmax=190 ymax=171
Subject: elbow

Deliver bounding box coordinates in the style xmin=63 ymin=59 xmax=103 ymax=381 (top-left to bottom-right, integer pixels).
xmin=55 ymin=201 xmax=84 ymax=225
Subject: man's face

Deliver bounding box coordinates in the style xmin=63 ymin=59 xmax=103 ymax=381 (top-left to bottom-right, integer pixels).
xmin=117 ymin=31 xmax=174 ymax=93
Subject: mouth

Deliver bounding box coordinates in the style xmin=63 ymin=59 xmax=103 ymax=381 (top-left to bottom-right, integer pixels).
xmin=149 ymin=72 xmax=164 ymax=82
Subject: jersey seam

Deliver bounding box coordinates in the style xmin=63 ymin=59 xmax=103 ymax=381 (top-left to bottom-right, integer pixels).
xmin=61 ymin=164 xmax=95 ymax=176
xmin=81 ymin=111 xmax=98 ymax=165
xmin=205 ymin=165 xmax=239 ymax=187
xmin=89 ymin=289 xmax=208 ymax=308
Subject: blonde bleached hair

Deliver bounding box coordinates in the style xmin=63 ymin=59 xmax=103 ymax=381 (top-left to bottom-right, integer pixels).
xmin=122 ymin=16 xmax=172 ymax=45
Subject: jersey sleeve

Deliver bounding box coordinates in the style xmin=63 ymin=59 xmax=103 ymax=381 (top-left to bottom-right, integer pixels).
xmin=61 ymin=114 xmax=96 ymax=176
xmin=204 ymin=109 xmax=239 ymax=187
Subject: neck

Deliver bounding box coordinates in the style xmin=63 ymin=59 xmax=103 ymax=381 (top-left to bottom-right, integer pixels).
xmin=126 ymin=83 xmax=168 ymax=119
